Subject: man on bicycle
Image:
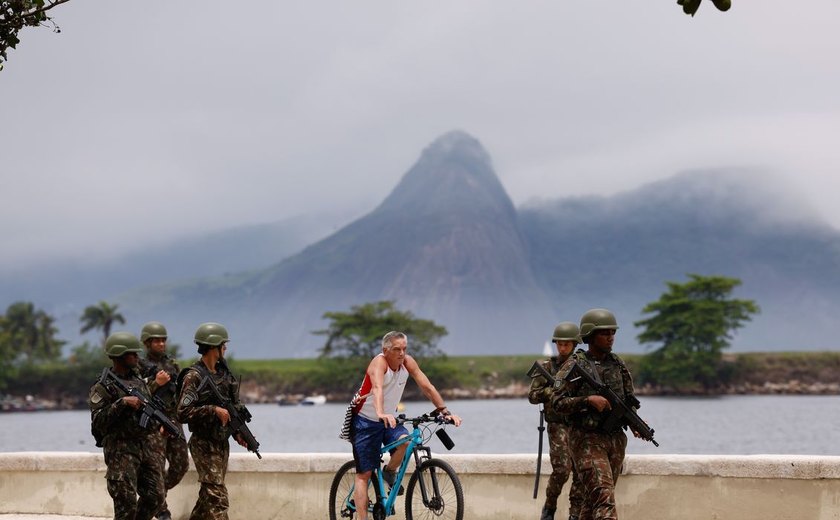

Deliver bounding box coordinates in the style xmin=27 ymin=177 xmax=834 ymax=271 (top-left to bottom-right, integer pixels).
xmin=349 ymin=330 xmax=462 ymax=520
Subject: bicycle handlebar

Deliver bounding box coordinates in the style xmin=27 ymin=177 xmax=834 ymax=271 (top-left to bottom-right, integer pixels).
xmin=379 ymin=411 xmax=457 ymax=451
xmin=386 ymin=411 xmax=455 ymax=426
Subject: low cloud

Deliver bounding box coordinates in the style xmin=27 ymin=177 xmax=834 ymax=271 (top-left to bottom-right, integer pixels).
xmin=2 ymin=0 xmax=839 ymax=271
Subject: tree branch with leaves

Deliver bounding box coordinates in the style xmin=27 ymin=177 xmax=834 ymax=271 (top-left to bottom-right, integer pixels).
xmin=1 ymin=0 xmax=72 ymax=70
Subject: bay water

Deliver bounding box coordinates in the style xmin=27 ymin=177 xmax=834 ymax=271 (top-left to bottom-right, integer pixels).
xmin=1 ymin=395 xmax=838 ymax=456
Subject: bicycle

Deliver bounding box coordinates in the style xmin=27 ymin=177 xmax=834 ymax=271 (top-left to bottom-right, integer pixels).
xmin=328 ymin=411 xmax=464 ymax=520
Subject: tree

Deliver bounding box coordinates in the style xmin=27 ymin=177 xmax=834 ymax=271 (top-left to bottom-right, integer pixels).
xmin=635 ymin=274 xmax=759 ymax=390
xmin=0 ymin=314 xmax=12 ymax=389
xmin=314 ymin=301 xmax=448 ymax=359
xmin=677 ymin=0 xmax=731 ymax=17
xmin=1 ymin=0 xmax=72 ymax=70
xmin=1 ymin=301 xmax=65 ymax=363
xmin=66 ymin=341 xmax=104 ymax=367
xmin=79 ymin=301 xmax=126 ymax=345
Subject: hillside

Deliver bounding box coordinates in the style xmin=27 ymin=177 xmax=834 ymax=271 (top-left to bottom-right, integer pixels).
xmin=7 ymin=131 xmax=840 ymax=358
xmin=0 ymin=213 xmax=344 ymax=308
xmin=520 ymin=169 xmax=840 ymax=351
xmin=117 ymin=133 xmax=840 ymax=357
xmin=120 ymin=131 xmax=555 ymax=356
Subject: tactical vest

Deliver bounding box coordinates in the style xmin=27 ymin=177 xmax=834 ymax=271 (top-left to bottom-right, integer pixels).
xmin=177 ymin=361 xmax=240 ymax=440
xmin=90 ymin=369 xmax=153 ymax=447
xmin=567 ymin=349 xmax=635 ymax=433
xmin=533 ymin=357 xmax=569 ymax=424
xmin=139 ymin=354 xmax=180 ymax=415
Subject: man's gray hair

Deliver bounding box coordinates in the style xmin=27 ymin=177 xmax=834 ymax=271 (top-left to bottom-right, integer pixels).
xmin=382 ymin=331 xmax=407 ymax=351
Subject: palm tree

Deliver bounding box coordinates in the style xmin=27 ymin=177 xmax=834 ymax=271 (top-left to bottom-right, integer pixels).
xmin=3 ymin=302 xmax=36 ymax=361
xmin=80 ymin=301 xmax=126 ymax=345
xmin=2 ymin=301 xmax=65 ymax=362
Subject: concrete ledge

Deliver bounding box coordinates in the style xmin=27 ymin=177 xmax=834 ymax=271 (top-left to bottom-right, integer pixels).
xmin=2 ymin=453 xmax=840 ymax=519
xmin=624 ymin=454 xmax=840 ymax=480
xmin=10 ymin=452 xmax=837 ymax=479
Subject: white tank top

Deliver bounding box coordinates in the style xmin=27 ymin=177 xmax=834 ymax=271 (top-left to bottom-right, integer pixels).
xmin=357 ymin=354 xmax=409 ymax=421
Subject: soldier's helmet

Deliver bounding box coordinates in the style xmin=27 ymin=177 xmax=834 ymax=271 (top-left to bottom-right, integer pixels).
xmin=194 ymin=322 xmax=229 ymax=347
xmin=551 ymin=322 xmax=581 ymax=344
xmin=579 ymin=308 xmax=619 ymax=340
xmin=140 ymin=321 xmax=168 ymax=343
xmin=104 ymin=331 xmax=143 ymax=357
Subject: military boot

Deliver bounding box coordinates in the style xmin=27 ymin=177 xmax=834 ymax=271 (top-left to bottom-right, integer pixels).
xmin=540 ymin=505 xmax=556 ymax=520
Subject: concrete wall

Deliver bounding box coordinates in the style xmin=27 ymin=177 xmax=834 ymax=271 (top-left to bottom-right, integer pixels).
xmin=1 ymin=452 xmax=839 ymax=520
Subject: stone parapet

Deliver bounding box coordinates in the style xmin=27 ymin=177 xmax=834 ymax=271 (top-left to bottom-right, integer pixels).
xmin=1 ymin=453 xmax=839 ymax=519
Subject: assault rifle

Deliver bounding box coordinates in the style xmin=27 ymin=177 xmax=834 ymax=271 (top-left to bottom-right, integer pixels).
xmin=196 ymin=363 xmax=261 ymax=459
xmin=101 ymin=368 xmax=184 ymax=440
xmin=528 ymin=361 xmax=659 ymax=447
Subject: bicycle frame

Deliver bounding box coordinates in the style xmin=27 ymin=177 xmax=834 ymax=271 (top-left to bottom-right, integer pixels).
xmin=344 ymin=416 xmax=442 ymax=517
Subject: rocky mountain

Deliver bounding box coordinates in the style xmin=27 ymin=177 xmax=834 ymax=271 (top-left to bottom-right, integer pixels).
xmin=520 ymin=169 xmax=840 ymax=351
xmin=121 ymin=131 xmax=555 ymax=357
xmin=9 ymin=131 xmax=840 ymax=357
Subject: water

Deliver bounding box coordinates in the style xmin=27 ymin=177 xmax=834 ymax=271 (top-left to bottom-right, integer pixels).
xmin=1 ymin=395 xmax=838 ymax=455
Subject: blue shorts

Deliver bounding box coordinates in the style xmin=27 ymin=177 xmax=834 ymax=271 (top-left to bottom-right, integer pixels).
xmin=351 ymin=414 xmax=409 ymax=473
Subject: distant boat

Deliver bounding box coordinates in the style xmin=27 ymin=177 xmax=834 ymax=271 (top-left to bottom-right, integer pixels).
xmin=300 ymin=395 xmax=327 ymax=406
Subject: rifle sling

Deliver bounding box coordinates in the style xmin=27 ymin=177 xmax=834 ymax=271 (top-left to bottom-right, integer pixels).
xmin=582 ymin=354 xmax=604 ymax=385
xmin=191 ymin=363 xmax=235 ymax=403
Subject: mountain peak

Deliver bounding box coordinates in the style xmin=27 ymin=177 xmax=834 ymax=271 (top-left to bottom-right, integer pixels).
xmin=376 ymin=131 xmax=513 ymax=217
xmin=422 ymin=130 xmax=493 ymax=166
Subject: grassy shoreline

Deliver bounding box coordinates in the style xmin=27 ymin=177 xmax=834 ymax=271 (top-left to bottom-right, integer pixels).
xmin=3 ymin=351 xmax=839 ymax=411
xmin=229 ymin=351 xmax=840 ymax=401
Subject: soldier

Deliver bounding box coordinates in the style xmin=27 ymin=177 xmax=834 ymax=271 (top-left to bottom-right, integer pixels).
xmin=176 ymin=322 xmax=249 ymax=520
xmin=552 ymin=309 xmax=639 ymax=520
xmin=138 ymin=322 xmax=189 ymax=520
xmin=89 ymin=332 xmax=166 ymax=520
xmin=528 ymin=322 xmax=583 ymax=520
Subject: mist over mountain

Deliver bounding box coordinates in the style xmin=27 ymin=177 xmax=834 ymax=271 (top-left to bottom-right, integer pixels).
xmin=520 ymin=168 xmax=840 ymax=351
xmin=6 ymin=131 xmax=840 ymax=357
xmin=120 ymin=131 xmax=555 ymax=356
xmin=0 ymin=213 xmax=347 ymax=340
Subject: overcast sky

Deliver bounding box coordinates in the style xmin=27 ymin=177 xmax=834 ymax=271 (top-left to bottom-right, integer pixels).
xmin=2 ymin=0 xmax=839 ymax=272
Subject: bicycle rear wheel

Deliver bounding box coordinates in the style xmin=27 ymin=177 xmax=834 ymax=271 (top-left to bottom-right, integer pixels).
xmin=329 ymin=460 xmax=371 ymax=520
xmin=405 ymin=458 xmax=464 ymax=520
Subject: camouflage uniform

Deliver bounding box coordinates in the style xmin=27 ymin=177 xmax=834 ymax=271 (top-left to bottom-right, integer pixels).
xmin=140 ymin=354 xmax=189 ymax=515
xmin=552 ymin=349 xmax=636 ymax=520
xmin=176 ymin=361 xmax=243 ymax=520
xmin=89 ymin=369 xmax=166 ymax=520
xmin=529 ymin=356 xmax=583 ymax=519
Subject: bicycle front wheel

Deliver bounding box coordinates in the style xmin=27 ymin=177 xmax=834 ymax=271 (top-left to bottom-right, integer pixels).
xmin=329 ymin=460 xmax=366 ymax=520
xmin=405 ymin=458 xmax=464 ymax=520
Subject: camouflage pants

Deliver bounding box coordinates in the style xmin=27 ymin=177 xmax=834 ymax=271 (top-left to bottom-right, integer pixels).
xmin=188 ymin=434 xmax=230 ymax=520
xmin=544 ymin=422 xmax=583 ymax=517
xmin=160 ymin=424 xmax=189 ymax=513
xmin=104 ymin=434 xmax=166 ymax=520
xmin=568 ymin=429 xmax=627 ymax=520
